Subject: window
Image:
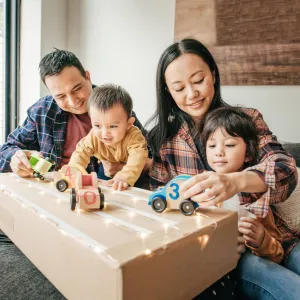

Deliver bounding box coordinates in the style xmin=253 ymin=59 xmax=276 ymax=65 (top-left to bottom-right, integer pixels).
xmin=0 ymin=0 xmax=3 ymax=143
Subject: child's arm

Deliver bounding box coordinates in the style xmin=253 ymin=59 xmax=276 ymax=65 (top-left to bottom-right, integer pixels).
xmin=68 ymin=131 xmax=96 ymax=174
xmin=112 ymin=128 xmax=148 ymax=189
xmin=238 ymin=214 xmax=284 ymax=263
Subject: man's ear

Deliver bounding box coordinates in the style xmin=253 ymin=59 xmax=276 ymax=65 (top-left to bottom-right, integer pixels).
xmin=127 ymin=116 xmax=135 ymax=128
xmin=85 ymin=70 xmax=91 ymax=82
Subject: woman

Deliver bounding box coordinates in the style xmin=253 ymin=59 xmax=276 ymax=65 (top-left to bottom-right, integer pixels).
xmin=147 ymin=38 xmax=299 ymax=299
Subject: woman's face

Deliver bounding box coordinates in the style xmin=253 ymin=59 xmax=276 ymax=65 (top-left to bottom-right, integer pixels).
xmin=165 ymin=53 xmax=215 ymax=123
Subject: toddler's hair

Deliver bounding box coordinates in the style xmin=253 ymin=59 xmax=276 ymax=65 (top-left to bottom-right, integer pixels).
xmin=88 ymin=84 xmax=133 ymax=118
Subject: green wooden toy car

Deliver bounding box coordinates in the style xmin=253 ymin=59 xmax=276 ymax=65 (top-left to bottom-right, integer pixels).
xmin=29 ymin=155 xmax=55 ymax=180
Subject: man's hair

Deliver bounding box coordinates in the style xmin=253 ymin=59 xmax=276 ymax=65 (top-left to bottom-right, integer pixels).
xmin=39 ymin=49 xmax=86 ymax=84
xmin=200 ymin=106 xmax=259 ymax=167
xmin=88 ymin=84 xmax=133 ymax=118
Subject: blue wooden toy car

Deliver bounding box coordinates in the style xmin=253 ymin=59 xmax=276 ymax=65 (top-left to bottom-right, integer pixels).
xmin=148 ymin=175 xmax=199 ymax=216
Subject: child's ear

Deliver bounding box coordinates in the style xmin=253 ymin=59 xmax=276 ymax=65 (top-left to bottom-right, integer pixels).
xmin=127 ymin=116 xmax=135 ymax=128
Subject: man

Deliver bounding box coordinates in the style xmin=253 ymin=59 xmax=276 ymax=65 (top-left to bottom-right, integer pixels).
xmin=0 ymin=49 xmax=149 ymax=177
xmin=0 ymin=49 xmax=150 ymax=299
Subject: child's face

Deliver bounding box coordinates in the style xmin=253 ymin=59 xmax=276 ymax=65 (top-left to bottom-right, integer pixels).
xmin=206 ymin=128 xmax=248 ymax=174
xmin=90 ymin=104 xmax=134 ymax=147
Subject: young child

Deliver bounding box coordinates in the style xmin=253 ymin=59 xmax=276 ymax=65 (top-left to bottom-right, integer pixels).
xmin=68 ymin=84 xmax=148 ymax=191
xmin=200 ymin=106 xmax=284 ymax=263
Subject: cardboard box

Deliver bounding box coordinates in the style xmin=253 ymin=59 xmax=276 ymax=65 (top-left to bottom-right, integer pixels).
xmin=0 ymin=173 xmax=238 ymax=300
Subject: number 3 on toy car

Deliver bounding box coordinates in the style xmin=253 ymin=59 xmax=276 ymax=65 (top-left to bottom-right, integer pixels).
xmin=169 ymin=183 xmax=180 ymax=200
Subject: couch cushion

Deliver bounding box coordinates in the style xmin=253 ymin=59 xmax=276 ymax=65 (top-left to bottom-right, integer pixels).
xmin=275 ymin=167 xmax=300 ymax=231
xmin=281 ymin=142 xmax=300 ymax=167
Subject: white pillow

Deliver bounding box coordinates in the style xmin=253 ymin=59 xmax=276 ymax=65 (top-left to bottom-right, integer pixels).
xmin=275 ymin=167 xmax=300 ymax=231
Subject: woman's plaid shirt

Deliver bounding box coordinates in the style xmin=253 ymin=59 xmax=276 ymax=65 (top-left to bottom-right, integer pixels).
xmin=149 ymin=107 xmax=299 ymax=258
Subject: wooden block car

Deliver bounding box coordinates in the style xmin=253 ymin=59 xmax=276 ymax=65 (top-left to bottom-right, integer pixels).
xmin=70 ymin=172 xmax=105 ymax=211
xmin=29 ymin=155 xmax=55 ymax=180
xmin=53 ymin=166 xmax=79 ymax=192
xmin=148 ymin=175 xmax=199 ymax=216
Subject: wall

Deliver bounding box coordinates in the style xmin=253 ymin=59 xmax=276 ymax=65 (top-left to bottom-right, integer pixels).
xmin=19 ymin=0 xmax=68 ymax=123
xmin=67 ymin=0 xmax=176 ymax=129
xmin=67 ymin=0 xmax=299 ymax=142
xmin=222 ymin=86 xmax=300 ymax=142
xmin=19 ymin=0 xmax=299 ymax=142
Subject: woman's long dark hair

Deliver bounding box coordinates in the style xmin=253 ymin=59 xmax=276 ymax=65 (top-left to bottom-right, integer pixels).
xmin=146 ymin=38 xmax=228 ymax=158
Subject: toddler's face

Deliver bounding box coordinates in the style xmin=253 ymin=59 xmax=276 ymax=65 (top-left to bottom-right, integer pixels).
xmin=90 ymin=104 xmax=134 ymax=147
xmin=206 ymin=128 xmax=248 ymax=174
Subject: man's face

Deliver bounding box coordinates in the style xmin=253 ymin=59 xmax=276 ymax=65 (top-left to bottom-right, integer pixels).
xmin=45 ymin=66 xmax=92 ymax=114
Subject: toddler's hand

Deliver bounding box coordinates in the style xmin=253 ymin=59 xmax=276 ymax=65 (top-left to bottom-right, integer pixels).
xmin=238 ymin=217 xmax=265 ymax=248
xmin=106 ymin=178 xmax=129 ymax=191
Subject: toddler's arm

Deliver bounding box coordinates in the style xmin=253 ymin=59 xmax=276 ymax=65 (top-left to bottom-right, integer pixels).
xmin=113 ymin=129 xmax=148 ymax=187
xmin=68 ymin=132 xmax=96 ymax=174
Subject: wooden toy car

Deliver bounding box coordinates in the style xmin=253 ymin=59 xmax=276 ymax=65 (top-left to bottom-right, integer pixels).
xmin=148 ymin=175 xmax=199 ymax=216
xmin=53 ymin=166 xmax=79 ymax=192
xmin=70 ymin=172 xmax=105 ymax=211
xmin=29 ymin=155 xmax=55 ymax=180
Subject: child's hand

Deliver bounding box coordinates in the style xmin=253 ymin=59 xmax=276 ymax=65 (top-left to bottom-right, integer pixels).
xmin=106 ymin=178 xmax=129 ymax=191
xmin=238 ymin=217 xmax=265 ymax=248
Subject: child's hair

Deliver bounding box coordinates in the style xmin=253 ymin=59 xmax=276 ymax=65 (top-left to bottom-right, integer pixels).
xmin=88 ymin=84 xmax=133 ymax=118
xmin=200 ymin=107 xmax=259 ymax=167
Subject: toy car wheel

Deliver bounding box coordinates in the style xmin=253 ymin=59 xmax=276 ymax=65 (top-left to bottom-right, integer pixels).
xmin=70 ymin=188 xmax=76 ymax=211
xmin=99 ymin=189 xmax=105 ymax=210
xmin=45 ymin=157 xmax=55 ymax=165
xmin=56 ymin=179 xmax=68 ymax=192
xmin=151 ymin=196 xmax=166 ymax=213
xmin=179 ymin=200 xmax=195 ymax=216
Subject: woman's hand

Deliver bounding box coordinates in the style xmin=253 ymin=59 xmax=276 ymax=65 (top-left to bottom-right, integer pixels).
xmin=238 ymin=217 xmax=265 ymax=248
xmin=179 ymin=171 xmax=239 ymax=207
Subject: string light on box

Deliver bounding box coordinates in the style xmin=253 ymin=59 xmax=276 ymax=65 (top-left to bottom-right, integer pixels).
xmin=139 ymin=233 xmax=149 ymax=240
xmin=59 ymin=229 xmax=68 ymax=236
xmin=144 ymin=249 xmax=152 ymax=255
xmin=128 ymin=211 xmax=135 ymax=219
xmin=105 ymin=219 xmax=112 ymax=225
xmin=92 ymin=246 xmax=103 ymax=254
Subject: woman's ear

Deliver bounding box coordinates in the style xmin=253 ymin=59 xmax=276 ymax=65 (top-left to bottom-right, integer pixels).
xmin=244 ymin=156 xmax=252 ymax=163
xmin=212 ymin=70 xmax=216 ymax=84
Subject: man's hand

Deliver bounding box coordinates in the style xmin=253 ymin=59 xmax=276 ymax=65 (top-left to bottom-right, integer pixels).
xmin=238 ymin=217 xmax=265 ymax=248
xmin=102 ymin=160 xmax=125 ymax=177
xmin=10 ymin=150 xmax=43 ymax=177
xmin=106 ymin=178 xmax=129 ymax=191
